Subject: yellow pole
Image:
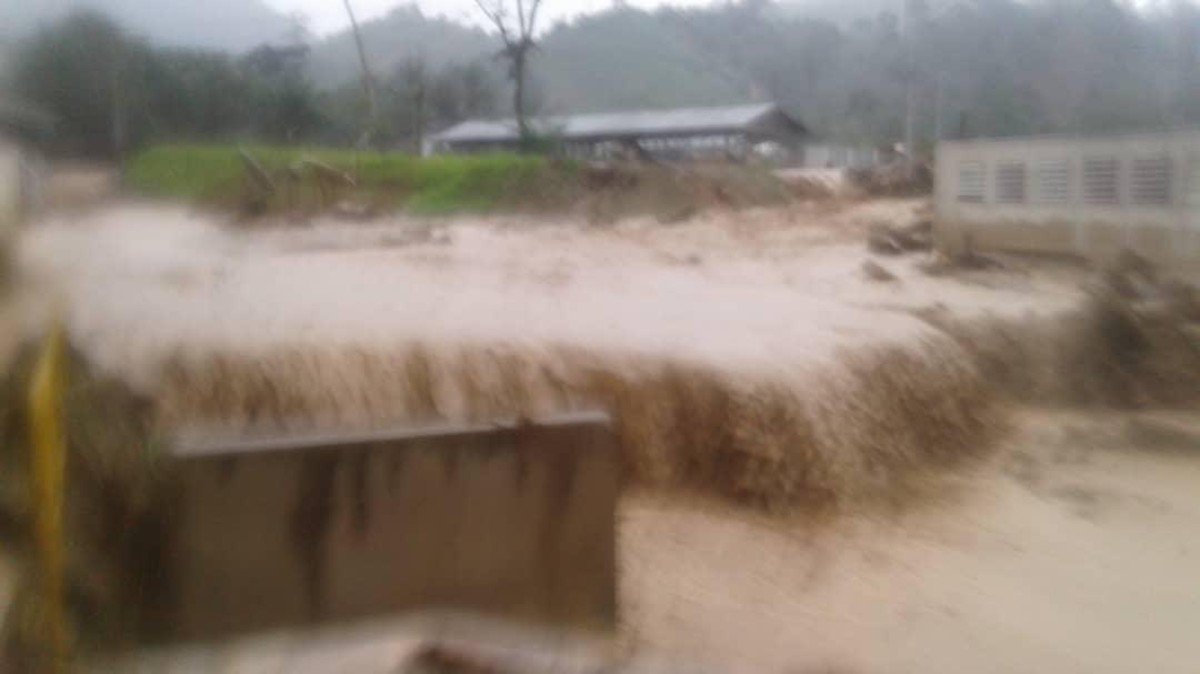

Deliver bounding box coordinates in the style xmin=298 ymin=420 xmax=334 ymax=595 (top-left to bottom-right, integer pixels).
xmin=27 ymin=323 xmax=67 ymax=671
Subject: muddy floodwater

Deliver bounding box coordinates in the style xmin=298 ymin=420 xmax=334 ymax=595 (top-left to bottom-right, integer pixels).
xmin=16 ymin=200 xmax=1081 ymax=385
xmin=622 ymin=409 xmax=1200 ymax=673
xmin=12 ymin=201 xmax=1200 ymax=673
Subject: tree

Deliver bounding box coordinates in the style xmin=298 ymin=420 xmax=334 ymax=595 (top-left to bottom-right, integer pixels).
xmin=142 ymin=48 xmax=251 ymax=138
xmin=457 ymin=62 xmax=499 ymax=119
xmin=15 ymin=10 xmax=147 ymax=158
xmin=429 ymin=62 xmax=499 ymax=125
xmin=472 ymin=0 xmax=544 ymax=144
xmin=15 ymin=9 xmax=336 ymax=153
xmin=376 ymin=58 xmax=498 ymax=151
xmin=240 ymin=43 xmax=325 ymax=141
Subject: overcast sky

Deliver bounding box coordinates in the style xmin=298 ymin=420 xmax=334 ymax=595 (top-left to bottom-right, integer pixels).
xmin=264 ymin=0 xmax=715 ymax=36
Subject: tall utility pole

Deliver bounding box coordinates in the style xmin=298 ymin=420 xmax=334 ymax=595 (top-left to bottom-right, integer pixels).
xmin=1176 ymin=1 xmax=1198 ymax=125
xmin=108 ymin=34 xmax=128 ymax=164
xmin=902 ymin=0 xmax=916 ymax=177
xmin=934 ymin=72 xmax=944 ymax=142
xmin=342 ymin=0 xmax=378 ymax=146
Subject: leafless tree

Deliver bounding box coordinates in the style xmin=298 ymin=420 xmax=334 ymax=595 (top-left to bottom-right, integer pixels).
xmin=472 ymin=0 xmax=543 ymax=144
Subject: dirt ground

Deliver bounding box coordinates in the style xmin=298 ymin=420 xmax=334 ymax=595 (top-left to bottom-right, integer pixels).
xmin=9 ymin=197 xmax=1200 ymax=672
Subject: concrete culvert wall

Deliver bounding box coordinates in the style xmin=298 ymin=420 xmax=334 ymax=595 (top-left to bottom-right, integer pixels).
xmin=149 ymin=415 xmax=619 ymax=643
xmin=158 ymin=336 xmax=1000 ymax=511
xmin=0 ymin=340 xmax=620 ymax=660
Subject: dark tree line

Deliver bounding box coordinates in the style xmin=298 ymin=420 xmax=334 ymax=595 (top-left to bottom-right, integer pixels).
xmin=323 ymin=57 xmax=499 ymax=152
xmin=16 ymin=0 xmax=1200 ymax=157
xmin=13 ymin=10 xmax=499 ymax=158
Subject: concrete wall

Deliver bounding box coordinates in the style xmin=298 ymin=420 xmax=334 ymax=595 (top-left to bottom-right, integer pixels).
xmin=800 ymin=144 xmax=879 ymax=169
xmin=935 ymin=132 xmax=1200 ymax=270
xmin=130 ymin=413 xmax=619 ymax=645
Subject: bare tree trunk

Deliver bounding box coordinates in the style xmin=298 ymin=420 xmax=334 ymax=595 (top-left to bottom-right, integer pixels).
xmin=1177 ymin=2 xmax=1199 ymax=124
xmin=473 ymin=0 xmax=542 ymax=148
xmin=342 ymin=0 xmax=378 ymax=146
xmin=414 ymin=75 xmax=427 ymax=154
xmin=109 ymin=47 xmax=127 ymax=162
xmin=513 ymin=50 xmax=528 ymax=142
xmin=901 ymin=0 xmax=915 ymax=177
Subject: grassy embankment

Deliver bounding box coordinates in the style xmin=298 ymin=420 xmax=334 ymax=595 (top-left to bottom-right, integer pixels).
xmin=126 ymin=144 xmax=794 ymax=219
xmin=126 ymin=145 xmax=574 ymax=215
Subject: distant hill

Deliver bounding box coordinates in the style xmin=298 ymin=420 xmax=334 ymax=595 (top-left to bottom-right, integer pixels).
xmin=779 ymin=0 xmax=898 ymax=26
xmin=532 ymin=8 xmax=746 ymax=114
xmin=308 ymin=5 xmax=754 ymax=114
xmin=307 ymin=5 xmax=493 ymax=88
xmin=0 ymin=0 xmax=294 ymax=52
xmin=0 ymin=38 xmax=14 ymax=86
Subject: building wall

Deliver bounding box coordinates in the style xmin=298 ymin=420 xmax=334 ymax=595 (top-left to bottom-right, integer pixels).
xmin=935 ymin=132 xmax=1200 ymax=270
xmin=439 ymin=139 xmax=516 ymax=155
xmin=799 ymin=144 xmax=880 ymax=169
xmin=126 ymin=414 xmax=619 ymax=644
xmin=0 ymin=135 xmax=20 ymax=244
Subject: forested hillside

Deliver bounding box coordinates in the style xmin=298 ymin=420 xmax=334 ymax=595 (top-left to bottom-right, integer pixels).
xmin=10 ymin=0 xmax=1200 ymax=154
xmin=308 ymin=0 xmax=1200 ymax=143
xmin=306 ymin=5 xmax=493 ymax=88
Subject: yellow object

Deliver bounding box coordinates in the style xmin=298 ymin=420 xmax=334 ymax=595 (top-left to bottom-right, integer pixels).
xmin=27 ymin=323 xmax=67 ymax=670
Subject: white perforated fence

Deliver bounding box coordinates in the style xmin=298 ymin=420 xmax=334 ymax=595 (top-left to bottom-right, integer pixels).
xmin=950 ymin=152 xmax=1178 ymax=209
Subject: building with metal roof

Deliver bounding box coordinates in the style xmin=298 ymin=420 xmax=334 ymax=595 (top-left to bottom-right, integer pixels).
xmin=426 ymin=102 xmax=808 ymax=161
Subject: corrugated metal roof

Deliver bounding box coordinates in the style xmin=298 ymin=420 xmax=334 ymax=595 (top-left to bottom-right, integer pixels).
xmin=431 ymin=103 xmax=798 ymax=143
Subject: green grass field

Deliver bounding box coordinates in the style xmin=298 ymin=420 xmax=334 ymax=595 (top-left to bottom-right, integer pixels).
xmin=126 ymin=145 xmax=575 ymax=214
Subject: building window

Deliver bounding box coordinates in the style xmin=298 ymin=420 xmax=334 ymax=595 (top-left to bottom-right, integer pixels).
xmin=1130 ymin=156 xmax=1171 ymax=206
xmin=1034 ymin=159 xmax=1070 ymax=205
xmin=957 ymin=161 xmax=986 ymax=203
xmin=995 ymin=161 xmax=1027 ymax=204
xmin=1082 ymin=157 xmax=1120 ymax=205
